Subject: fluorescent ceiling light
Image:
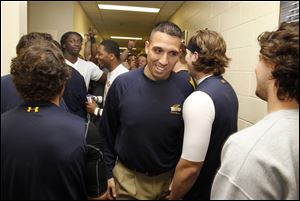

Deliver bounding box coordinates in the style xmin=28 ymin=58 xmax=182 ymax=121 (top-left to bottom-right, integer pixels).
xmin=111 ymin=36 xmax=142 ymax=40
xmin=98 ymin=4 xmax=160 ymax=13
xmin=120 ymin=47 xmax=137 ymax=50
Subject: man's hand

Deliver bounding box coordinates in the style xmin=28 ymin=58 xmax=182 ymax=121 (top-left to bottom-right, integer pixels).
xmin=88 ymin=192 xmax=108 ymax=200
xmin=88 ymin=26 xmax=97 ymax=37
xmin=86 ymin=100 xmax=98 ymax=114
xmin=107 ymin=178 xmax=116 ymax=200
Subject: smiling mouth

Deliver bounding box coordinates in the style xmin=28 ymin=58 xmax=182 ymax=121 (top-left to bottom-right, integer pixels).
xmin=155 ymin=65 xmax=165 ymax=73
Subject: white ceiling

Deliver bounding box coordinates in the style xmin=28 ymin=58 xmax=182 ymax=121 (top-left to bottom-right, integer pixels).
xmin=79 ymin=1 xmax=184 ymax=52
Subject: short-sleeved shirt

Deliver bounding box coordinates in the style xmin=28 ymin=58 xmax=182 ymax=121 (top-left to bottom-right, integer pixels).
xmin=66 ymin=58 xmax=103 ymax=89
xmin=103 ymin=63 xmax=129 ymax=104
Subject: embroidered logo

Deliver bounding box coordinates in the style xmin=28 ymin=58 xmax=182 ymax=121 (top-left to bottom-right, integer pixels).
xmin=170 ymin=104 xmax=182 ymax=115
xmin=27 ymin=106 xmax=39 ymax=113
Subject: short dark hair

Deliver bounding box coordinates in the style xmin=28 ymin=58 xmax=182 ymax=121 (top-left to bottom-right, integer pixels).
xmin=138 ymin=53 xmax=147 ymax=59
xmin=16 ymin=32 xmax=53 ymax=55
xmin=187 ymin=29 xmax=231 ymax=75
xmin=150 ymin=21 xmax=182 ymax=40
xmin=60 ymin=31 xmax=83 ymax=51
xmin=100 ymin=39 xmax=120 ymax=60
xmin=258 ymin=21 xmax=299 ymax=103
xmin=11 ymin=41 xmax=70 ymax=102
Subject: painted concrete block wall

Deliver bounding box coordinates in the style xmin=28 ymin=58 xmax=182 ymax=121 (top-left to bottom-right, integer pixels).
xmin=28 ymin=2 xmax=101 ymax=57
xmin=1 ymin=1 xmax=27 ymax=76
xmin=170 ymin=1 xmax=280 ymax=130
xmin=28 ymin=1 xmax=73 ymax=42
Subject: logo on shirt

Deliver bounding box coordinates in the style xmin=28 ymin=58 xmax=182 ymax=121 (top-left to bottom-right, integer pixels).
xmin=170 ymin=104 xmax=182 ymax=115
xmin=27 ymin=106 xmax=39 ymax=113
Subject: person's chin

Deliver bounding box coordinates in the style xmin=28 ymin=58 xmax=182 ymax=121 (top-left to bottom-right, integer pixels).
xmin=72 ymin=49 xmax=81 ymax=55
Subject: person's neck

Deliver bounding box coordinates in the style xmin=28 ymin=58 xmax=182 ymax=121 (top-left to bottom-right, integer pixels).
xmin=50 ymin=95 xmax=60 ymax=107
xmin=173 ymin=61 xmax=188 ymax=73
xmin=108 ymin=59 xmax=121 ymax=72
xmin=64 ymin=52 xmax=78 ymax=64
xmin=195 ymin=71 xmax=213 ymax=82
xmin=267 ymin=86 xmax=299 ymax=113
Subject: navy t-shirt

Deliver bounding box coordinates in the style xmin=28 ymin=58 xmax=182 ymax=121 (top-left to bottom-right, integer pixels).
xmin=1 ymin=74 xmax=23 ymax=114
xmin=101 ymin=67 xmax=193 ymax=178
xmin=1 ymin=102 xmax=88 ymax=200
xmin=63 ymin=66 xmax=87 ymax=119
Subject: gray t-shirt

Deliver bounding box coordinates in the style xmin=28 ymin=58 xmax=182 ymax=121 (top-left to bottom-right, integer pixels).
xmin=211 ymin=109 xmax=299 ymax=200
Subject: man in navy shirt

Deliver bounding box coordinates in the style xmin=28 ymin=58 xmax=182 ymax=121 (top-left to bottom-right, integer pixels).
xmin=1 ymin=40 xmax=88 ymax=200
xmin=1 ymin=74 xmax=23 ymax=114
xmin=101 ymin=21 xmax=193 ymax=200
xmin=1 ymin=33 xmax=87 ymax=119
xmin=169 ymin=29 xmax=239 ymax=200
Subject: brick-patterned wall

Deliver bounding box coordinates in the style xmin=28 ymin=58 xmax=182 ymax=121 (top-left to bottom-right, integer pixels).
xmin=170 ymin=1 xmax=280 ymax=130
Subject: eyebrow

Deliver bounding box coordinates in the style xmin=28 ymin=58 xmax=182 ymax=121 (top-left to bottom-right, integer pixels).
xmin=152 ymin=46 xmax=179 ymax=53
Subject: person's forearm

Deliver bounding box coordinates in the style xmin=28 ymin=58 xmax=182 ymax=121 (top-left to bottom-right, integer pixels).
xmin=91 ymin=42 xmax=97 ymax=58
xmin=85 ymin=40 xmax=92 ymax=60
xmin=170 ymin=159 xmax=202 ymax=199
xmin=120 ymin=48 xmax=130 ymax=62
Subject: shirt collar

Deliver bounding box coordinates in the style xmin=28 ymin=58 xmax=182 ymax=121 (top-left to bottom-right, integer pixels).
xmin=196 ymin=74 xmax=213 ymax=85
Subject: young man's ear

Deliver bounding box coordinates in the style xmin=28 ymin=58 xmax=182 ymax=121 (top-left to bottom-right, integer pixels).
xmin=109 ymin=53 xmax=115 ymax=61
xmin=192 ymin=51 xmax=199 ymax=62
xmin=145 ymin=41 xmax=149 ymax=55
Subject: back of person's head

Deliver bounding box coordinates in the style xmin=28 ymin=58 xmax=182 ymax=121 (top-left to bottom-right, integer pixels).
xmin=138 ymin=53 xmax=147 ymax=59
xmin=258 ymin=21 xmax=299 ymax=103
xmin=16 ymin=32 xmax=53 ymax=55
xmin=60 ymin=31 xmax=83 ymax=52
xmin=187 ymin=29 xmax=230 ymax=75
xmin=11 ymin=40 xmax=70 ymax=102
xmin=179 ymin=43 xmax=187 ymax=64
xmin=150 ymin=21 xmax=182 ymax=41
xmin=100 ymin=39 xmax=120 ymax=60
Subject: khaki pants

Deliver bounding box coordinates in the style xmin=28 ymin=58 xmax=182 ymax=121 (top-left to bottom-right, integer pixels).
xmin=113 ymin=161 xmax=173 ymax=200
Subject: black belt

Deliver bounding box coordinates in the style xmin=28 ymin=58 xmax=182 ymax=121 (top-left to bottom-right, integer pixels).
xmin=118 ymin=158 xmax=166 ymax=176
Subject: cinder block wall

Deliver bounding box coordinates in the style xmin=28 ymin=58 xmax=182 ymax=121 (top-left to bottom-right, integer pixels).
xmin=170 ymin=1 xmax=280 ymax=130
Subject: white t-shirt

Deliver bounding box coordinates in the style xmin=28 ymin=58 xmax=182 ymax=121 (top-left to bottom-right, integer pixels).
xmin=211 ymin=109 xmax=299 ymax=200
xmin=103 ymin=63 xmax=129 ymax=104
xmin=181 ymin=75 xmax=215 ymax=162
xmin=65 ymin=58 xmax=103 ymax=89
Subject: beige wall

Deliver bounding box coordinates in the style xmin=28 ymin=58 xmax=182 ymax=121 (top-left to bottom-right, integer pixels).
xmin=1 ymin=1 xmax=27 ymax=76
xmin=28 ymin=1 xmax=73 ymax=42
xmin=28 ymin=1 xmax=101 ymax=56
xmin=170 ymin=1 xmax=280 ymax=130
xmin=73 ymin=2 xmax=102 ymax=56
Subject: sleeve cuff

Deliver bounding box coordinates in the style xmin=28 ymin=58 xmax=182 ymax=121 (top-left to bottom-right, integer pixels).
xmin=94 ymin=107 xmax=100 ymax=116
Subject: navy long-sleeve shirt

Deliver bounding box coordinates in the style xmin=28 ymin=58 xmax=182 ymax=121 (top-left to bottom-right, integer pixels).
xmin=101 ymin=68 xmax=193 ymax=178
